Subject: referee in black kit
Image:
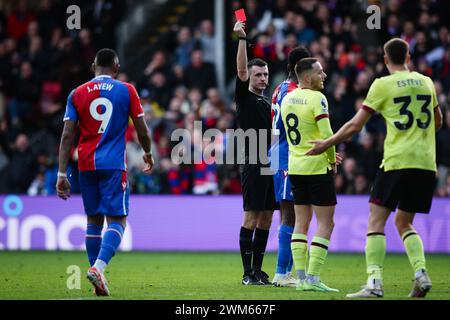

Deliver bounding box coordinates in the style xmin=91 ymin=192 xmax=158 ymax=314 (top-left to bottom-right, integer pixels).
xmin=233 ymin=20 xmax=278 ymax=285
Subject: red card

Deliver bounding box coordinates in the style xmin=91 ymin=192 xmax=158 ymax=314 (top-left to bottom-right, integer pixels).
xmin=234 ymin=8 xmax=247 ymax=22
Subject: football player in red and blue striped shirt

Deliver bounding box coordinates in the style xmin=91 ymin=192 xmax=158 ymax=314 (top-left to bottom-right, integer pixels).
xmin=56 ymin=49 xmax=154 ymax=296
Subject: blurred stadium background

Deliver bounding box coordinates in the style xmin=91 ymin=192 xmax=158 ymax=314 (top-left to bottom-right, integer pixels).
xmin=0 ymin=0 xmax=449 ymax=253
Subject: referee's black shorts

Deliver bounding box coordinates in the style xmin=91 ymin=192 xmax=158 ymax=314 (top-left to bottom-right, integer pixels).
xmin=289 ymin=171 xmax=337 ymax=206
xmin=240 ymin=164 xmax=278 ymax=211
xmin=369 ymin=168 xmax=436 ymax=213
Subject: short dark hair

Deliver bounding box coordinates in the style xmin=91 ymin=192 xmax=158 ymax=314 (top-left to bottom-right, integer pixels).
xmin=247 ymin=58 xmax=267 ymax=70
xmin=288 ymin=46 xmax=311 ymax=74
xmin=295 ymin=57 xmax=318 ymax=79
xmin=95 ymin=48 xmax=118 ymax=68
xmin=384 ymin=38 xmax=409 ymax=65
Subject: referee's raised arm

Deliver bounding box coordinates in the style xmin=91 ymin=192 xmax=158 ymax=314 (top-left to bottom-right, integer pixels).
xmin=234 ymin=21 xmax=248 ymax=82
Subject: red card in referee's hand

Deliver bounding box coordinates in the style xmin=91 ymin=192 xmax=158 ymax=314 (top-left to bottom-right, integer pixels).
xmin=234 ymin=8 xmax=246 ymax=22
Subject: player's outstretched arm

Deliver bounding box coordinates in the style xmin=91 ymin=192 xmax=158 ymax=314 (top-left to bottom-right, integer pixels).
xmin=307 ymin=108 xmax=372 ymax=155
xmin=132 ymin=116 xmax=154 ymax=173
xmin=56 ymin=120 xmax=77 ymax=200
xmin=234 ymin=20 xmax=248 ymax=82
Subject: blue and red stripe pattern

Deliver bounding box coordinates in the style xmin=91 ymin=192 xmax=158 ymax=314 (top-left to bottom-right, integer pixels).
xmin=269 ymin=80 xmax=299 ymax=171
xmin=63 ymin=75 xmax=144 ymax=171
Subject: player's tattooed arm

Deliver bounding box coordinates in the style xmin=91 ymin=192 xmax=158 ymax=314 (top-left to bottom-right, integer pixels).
xmin=132 ymin=116 xmax=151 ymax=154
xmin=132 ymin=116 xmax=154 ymax=173
xmin=58 ymin=120 xmax=77 ymax=173
xmin=56 ymin=120 xmax=76 ymax=200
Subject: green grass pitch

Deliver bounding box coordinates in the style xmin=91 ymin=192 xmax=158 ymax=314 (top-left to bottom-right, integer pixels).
xmin=0 ymin=251 xmax=449 ymax=300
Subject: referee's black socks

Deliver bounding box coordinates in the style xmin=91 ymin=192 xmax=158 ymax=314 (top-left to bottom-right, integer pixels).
xmin=252 ymin=228 xmax=270 ymax=272
xmin=239 ymin=227 xmax=254 ymax=275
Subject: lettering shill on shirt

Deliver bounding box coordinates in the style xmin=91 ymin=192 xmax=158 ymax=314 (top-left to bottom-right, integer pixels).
xmin=281 ymin=88 xmax=336 ymax=175
xmin=63 ymin=75 xmax=144 ymax=171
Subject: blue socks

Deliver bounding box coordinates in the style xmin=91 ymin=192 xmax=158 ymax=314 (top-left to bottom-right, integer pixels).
xmin=86 ymin=224 xmax=103 ymax=266
xmin=276 ymin=224 xmax=294 ymax=274
xmin=97 ymin=222 xmax=125 ymax=266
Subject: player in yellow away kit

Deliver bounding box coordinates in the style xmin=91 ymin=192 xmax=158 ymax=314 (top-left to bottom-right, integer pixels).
xmin=281 ymin=57 xmax=338 ymax=292
xmin=307 ymin=38 xmax=443 ymax=298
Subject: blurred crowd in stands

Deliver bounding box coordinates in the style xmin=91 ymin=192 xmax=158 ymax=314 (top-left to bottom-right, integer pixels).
xmin=0 ymin=0 xmax=449 ymax=197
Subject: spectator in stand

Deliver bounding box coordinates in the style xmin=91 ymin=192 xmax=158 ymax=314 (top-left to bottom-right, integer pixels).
xmin=277 ymin=32 xmax=299 ymax=64
xmin=385 ymin=14 xmax=401 ymax=42
xmin=140 ymin=49 xmax=176 ymax=90
xmin=356 ymin=132 xmax=382 ymax=182
xmin=438 ymin=176 xmax=450 ymax=197
xmin=354 ymin=173 xmax=369 ymax=195
xmin=411 ymin=31 xmax=429 ymax=64
xmin=342 ymin=157 xmax=357 ymax=194
xmin=4 ymin=133 xmax=38 ymax=193
xmin=19 ymin=20 xmax=39 ymax=54
xmin=432 ymin=44 xmax=450 ymax=91
xmin=90 ymin=0 xmax=119 ymax=48
xmin=200 ymin=87 xmax=226 ymax=117
xmin=147 ymin=71 xmax=173 ymax=110
xmin=78 ymin=29 xmax=96 ymax=69
xmin=401 ymin=21 xmax=416 ymax=46
xmin=294 ymin=14 xmax=316 ymax=46
xmin=195 ymin=19 xmax=216 ymax=64
xmin=140 ymin=88 xmax=164 ymax=132
xmin=280 ymin=10 xmax=296 ymax=37
xmin=6 ymin=0 xmax=34 ymax=41
xmin=313 ymin=3 xmax=331 ymax=36
xmin=174 ymin=26 xmax=195 ymax=69
xmin=183 ymin=49 xmax=217 ymax=94
xmin=28 ymin=149 xmax=57 ymax=196
xmin=54 ymin=36 xmax=85 ymax=98
xmin=252 ymin=32 xmax=277 ymax=68
xmin=173 ymin=85 xmax=191 ymax=114
xmin=0 ymin=141 xmax=9 ymax=193
xmin=193 ymin=138 xmax=218 ymax=195
xmin=8 ymin=60 xmax=40 ymax=128
xmin=36 ymin=0 xmax=60 ymax=44
xmin=241 ymin=0 xmax=265 ymax=38
xmin=187 ymin=87 xmax=203 ymax=116
xmin=28 ymin=171 xmax=47 ymax=196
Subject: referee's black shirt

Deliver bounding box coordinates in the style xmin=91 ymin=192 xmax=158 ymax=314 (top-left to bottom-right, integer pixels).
xmin=234 ymin=77 xmax=272 ymax=165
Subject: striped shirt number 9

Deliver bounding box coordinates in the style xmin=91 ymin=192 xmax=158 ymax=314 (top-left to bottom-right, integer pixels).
xmin=89 ymin=97 xmax=113 ymax=134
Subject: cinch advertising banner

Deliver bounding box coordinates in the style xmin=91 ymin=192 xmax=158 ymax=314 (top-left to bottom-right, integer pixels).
xmin=1 ymin=195 xmax=449 ymax=252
